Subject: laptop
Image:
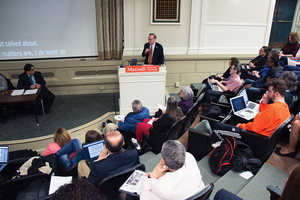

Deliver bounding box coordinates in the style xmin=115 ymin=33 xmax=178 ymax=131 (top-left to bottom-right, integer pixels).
xmin=239 ymin=88 xmax=259 ymax=112
xmin=82 ymin=140 xmax=105 ymax=169
xmin=0 ymin=146 xmax=9 ymax=171
xmin=207 ymin=78 xmax=223 ymax=92
xmin=230 ymin=95 xmax=259 ymax=120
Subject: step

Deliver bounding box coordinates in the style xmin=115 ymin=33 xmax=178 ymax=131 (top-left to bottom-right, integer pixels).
xmin=142 ymin=153 xmax=162 ymax=172
xmin=237 ymin=163 xmax=288 ymax=200
xmin=197 ymin=156 xmax=221 ymax=185
xmin=209 ymin=170 xmax=252 ymax=199
xmin=139 ymin=151 xmax=156 ymax=164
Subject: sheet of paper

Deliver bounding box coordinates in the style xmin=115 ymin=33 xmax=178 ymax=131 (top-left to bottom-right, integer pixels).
xmin=147 ymin=117 xmax=155 ymax=125
xmin=239 ymin=171 xmax=253 ymax=180
xmin=49 ymin=176 xmax=72 ymax=194
xmin=157 ymin=103 xmax=166 ymax=111
xmin=24 ymin=89 xmax=38 ymax=95
xmin=115 ymin=114 xmax=125 ymax=121
xmin=11 ymin=89 xmax=24 ymax=96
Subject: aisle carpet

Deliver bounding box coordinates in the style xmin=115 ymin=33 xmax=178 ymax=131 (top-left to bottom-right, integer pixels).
xmin=0 ymin=93 xmax=119 ymax=141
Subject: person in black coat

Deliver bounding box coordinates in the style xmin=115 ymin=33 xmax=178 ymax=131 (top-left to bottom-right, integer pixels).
xmin=142 ymin=33 xmax=164 ymax=66
xmin=17 ymin=63 xmax=55 ymax=113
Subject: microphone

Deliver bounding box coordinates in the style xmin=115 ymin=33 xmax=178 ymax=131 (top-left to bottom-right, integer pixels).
xmin=120 ymin=60 xmax=129 ymax=68
xmin=145 ymin=43 xmax=150 ymax=54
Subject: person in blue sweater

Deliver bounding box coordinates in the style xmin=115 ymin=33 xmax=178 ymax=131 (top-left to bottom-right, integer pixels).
xmin=118 ymin=100 xmax=150 ymax=133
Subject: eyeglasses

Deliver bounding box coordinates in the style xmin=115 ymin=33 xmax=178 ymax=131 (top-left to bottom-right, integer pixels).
xmin=259 ymin=50 xmax=264 ymax=52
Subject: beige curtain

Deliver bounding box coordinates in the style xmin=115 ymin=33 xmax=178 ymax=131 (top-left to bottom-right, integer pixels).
xmin=96 ymin=0 xmax=123 ymax=60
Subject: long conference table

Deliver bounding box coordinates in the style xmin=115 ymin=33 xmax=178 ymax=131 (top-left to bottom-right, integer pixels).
xmin=0 ymin=89 xmax=41 ymax=126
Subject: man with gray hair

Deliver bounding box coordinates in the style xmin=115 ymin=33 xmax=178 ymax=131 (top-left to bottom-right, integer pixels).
xmin=118 ymin=100 xmax=150 ymax=133
xmin=140 ymin=140 xmax=205 ymax=199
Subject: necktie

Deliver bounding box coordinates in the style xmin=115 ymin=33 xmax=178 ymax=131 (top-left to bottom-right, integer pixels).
xmin=30 ymin=75 xmax=34 ymax=85
xmin=148 ymin=45 xmax=153 ymax=64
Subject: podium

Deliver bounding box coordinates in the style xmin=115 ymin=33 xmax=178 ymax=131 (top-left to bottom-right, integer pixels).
xmin=118 ymin=65 xmax=167 ymax=115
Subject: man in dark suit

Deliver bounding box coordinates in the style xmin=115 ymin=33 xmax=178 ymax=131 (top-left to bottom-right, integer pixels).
xmin=88 ymin=130 xmax=140 ymax=185
xmin=17 ymin=63 xmax=55 ymax=113
xmin=142 ymin=33 xmax=164 ymax=66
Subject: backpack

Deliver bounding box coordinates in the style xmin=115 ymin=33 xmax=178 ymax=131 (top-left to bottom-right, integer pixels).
xmin=209 ymin=136 xmax=236 ymax=176
xmin=232 ymin=140 xmax=262 ymax=174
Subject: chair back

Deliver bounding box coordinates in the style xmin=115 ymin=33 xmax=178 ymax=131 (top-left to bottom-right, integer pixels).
xmin=97 ymin=163 xmax=145 ymax=200
xmin=261 ymin=114 xmax=294 ymax=162
xmin=3 ymin=173 xmax=51 ymax=200
xmin=118 ymin=129 xmax=135 ymax=149
xmin=288 ymin=95 xmax=298 ymax=113
xmin=6 ymin=78 xmax=16 ymax=89
xmin=187 ymin=120 xmax=214 ymax=161
xmin=186 ymin=183 xmax=214 ymax=200
xmin=166 ymin=115 xmax=186 ymax=140
xmin=182 ymin=93 xmax=205 ymax=137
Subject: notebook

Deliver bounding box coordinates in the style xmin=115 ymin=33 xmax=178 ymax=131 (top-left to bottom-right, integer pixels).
xmin=207 ymin=78 xmax=223 ymax=92
xmin=239 ymin=89 xmax=259 ymax=112
xmin=0 ymin=146 xmax=9 ymax=171
xmin=230 ymin=95 xmax=259 ymax=120
xmin=82 ymin=140 xmax=105 ymax=169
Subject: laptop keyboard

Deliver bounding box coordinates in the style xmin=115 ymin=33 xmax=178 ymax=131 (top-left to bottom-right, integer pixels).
xmin=248 ymin=102 xmax=256 ymax=109
xmin=212 ymin=85 xmax=221 ymax=91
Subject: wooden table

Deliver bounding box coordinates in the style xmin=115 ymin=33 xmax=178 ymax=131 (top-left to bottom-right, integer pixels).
xmin=0 ymin=89 xmax=41 ymax=126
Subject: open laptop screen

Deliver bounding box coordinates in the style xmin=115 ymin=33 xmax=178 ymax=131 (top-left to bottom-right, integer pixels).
xmin=0 ymin=146 xmax=9 ymax=163
xmin=82 ymin=140 xmax=104 ymax=161
xmin=231 ymin=96 xmax=246 ymax=113
xmin=239 ymin=88 xmax=249 ymax=104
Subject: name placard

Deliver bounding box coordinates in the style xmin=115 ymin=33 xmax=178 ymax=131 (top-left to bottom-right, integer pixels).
xmin=125 ymin=65 xmax=159 ymax=73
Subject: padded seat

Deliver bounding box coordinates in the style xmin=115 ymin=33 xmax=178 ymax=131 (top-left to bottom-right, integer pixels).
xmin=97 ymin=163 xmax=145 ymax=200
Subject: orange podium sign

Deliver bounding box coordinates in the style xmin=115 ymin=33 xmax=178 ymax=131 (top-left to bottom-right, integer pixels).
xmin=125 ymin=65 xmax=159 ymax=73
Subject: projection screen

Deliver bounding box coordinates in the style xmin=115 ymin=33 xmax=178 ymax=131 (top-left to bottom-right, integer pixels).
xmin=0 ymin=0 xmax=98 ymax=60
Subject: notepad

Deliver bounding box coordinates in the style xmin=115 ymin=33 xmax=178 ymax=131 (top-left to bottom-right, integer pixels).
xmin=11 ymin=89 xmax=24 ymax=96
xmin=24 ymin=89 xmax=38 ymax=95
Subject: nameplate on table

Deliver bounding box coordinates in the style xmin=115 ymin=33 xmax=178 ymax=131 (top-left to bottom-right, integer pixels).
xmin=125 ymin=65 xmax=159 ymax=73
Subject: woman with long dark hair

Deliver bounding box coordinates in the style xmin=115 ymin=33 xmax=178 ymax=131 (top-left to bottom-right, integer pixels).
xmin=135 ymin=96 xmax=183 ymax=141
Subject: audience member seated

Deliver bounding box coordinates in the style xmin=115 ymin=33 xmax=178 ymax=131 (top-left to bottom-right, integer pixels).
xmin=244 ymin=50 xmax=278 ymax=81
xmin=279 ymin=32 xmax=300 ymax=66
xmin=278 ymin=165 xmax=300 ymax=200
xmin=214 ymin=165 xmax=300 ymax=200
xmin=135 ymin=96 xmax=183 ymax=142
xmin=139 ymin=140 xmax=205 ymax=199
xmin=279 ymin=71 xmax=298 ymax=106
xmin=248 ymin=46 xmax=270 ymax=72
xmin=50 ymin=178 xmax=106 ymax=200
xmin=84 ymin=130 xmax=103 ymax=145
xmin=84 ymin=130 xmax=139 ymax=185
xmin=275 ymin=114 xmax=300 ymax=158
xmin=0 ymin=73 xmax=8 ymax=91
xmin=156 ymin=86 xmax=194 ymax=117
xmin=43 ymin=128 xmax=82 ymax=170
xmin=118 ymin=100 xmax=150 ymax=133
xmin=202 ymin=57 xmax=240 ymax=83
xmin=244 ymin=56 xmax=282 ymax=101
xmin=77 ymin=130 xmax=105 ymax=178
xmin=17 ymin=63 xmax=55 ymax=113
xmin=178 ymin=86 xmax=194 ymax=114
xmin=203 ymin=64 xmax=242 ymax=103
xmin=103 ymin=122 xmax=118 ymax=135
xmin=237 ymin=78 xmax=290 ymax=137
